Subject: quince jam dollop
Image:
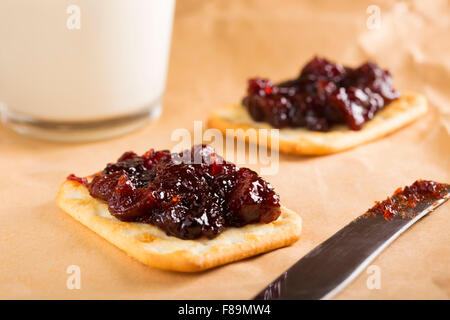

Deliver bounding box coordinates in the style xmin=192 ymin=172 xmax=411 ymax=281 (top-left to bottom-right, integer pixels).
xmin=68 ymin=145 xmax=281 ymax=240
xmin=243 ymin=56 xmax=400 ymax=131
xmin=365 ymin=180 xmax=449 ymax=221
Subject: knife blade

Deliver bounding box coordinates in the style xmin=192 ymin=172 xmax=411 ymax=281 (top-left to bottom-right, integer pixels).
xmin=254 ymin=185 xmax=449 ymax=300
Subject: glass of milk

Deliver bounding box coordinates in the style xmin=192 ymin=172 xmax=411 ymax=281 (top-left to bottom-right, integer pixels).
xmin=0 ymin=0 xmax=175 ymax=141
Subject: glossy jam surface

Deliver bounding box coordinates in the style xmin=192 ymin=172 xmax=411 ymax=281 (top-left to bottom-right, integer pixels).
xmin=243 ymin=56 xmax=400 ymax=131
xmin=68 ymin=145 xmax=281 ymax=239
xmin=365 ymin=180 xmax=449 ymax=221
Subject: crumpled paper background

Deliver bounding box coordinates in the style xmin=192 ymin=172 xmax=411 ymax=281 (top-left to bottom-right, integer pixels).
xmin=0 ymin=0 xmax=449 ymax=299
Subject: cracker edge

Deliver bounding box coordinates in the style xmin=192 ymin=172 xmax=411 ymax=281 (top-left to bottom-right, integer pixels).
xmin=56 ymin=180 xmax=302 ymax=272
xmin=207 ymin=92 xmax=428 ymax=155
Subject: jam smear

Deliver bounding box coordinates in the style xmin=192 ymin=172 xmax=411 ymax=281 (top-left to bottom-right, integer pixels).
xmin=243 ymin=56 xmax=400 ymax=131
xmin=364 ymin=180 xmax=449 ymax=221
xmin=67 ymin=145 xmax=281 ymax=240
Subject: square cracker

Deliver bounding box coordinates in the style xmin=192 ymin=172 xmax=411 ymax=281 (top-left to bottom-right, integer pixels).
xmin=207 ymin=93 xmax=427 ymax=155
xmin=56 ymin=180 xmax=302 ymax=272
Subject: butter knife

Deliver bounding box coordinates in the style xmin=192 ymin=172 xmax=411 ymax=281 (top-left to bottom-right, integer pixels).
xmin=254 ymin=184 xmax=449 ymax=300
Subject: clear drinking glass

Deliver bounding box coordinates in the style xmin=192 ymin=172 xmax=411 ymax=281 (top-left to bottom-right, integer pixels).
xmin=0 ymin=0 xmax=175 ymax=141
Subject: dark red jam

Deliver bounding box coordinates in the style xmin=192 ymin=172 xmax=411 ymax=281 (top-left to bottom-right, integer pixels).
xmin=243 ymin=56 xmax=400 ymax=131
xmin=365 ymin=180 xmax=449 ymax=221
xmin=68 ymin=145 xmax=281 ymax=240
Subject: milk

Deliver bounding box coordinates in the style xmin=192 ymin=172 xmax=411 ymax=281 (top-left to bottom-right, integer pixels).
xmin=0 ymin=0 xmax=175 ymax=122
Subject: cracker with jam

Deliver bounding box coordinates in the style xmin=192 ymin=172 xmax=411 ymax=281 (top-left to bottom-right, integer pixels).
xmin=208 ymin=56 xmax=427 ymax=155
xmin=57 ymin=145 xmax=301 ymax=272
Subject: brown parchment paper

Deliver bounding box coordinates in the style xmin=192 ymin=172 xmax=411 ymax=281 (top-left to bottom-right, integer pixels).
xmin=0 ymin=0 xmax=449 ymax=299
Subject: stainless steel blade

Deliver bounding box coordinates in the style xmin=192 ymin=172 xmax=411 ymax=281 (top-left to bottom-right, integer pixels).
xmin=254 ymin=187 xmax=449 ymax=300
